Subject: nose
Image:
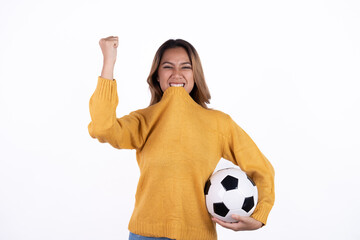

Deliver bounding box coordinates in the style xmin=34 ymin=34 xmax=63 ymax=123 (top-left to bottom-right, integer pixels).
xmin=172 ymin=68 xmax=183 ymax=79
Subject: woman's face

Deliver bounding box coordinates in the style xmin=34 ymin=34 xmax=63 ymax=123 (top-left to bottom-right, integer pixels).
xmin=157 ymin=47 xmax=194 ymax=94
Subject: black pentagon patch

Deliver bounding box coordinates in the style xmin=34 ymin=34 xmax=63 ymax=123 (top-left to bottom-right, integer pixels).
xmin=247 ymin=175 xmax=256 ymax=186
xmin=221 ymin=175 xmax=238 ymax=191
xmin=213 ymin=202 xmax=229 ymax=217
xmin=204 ymin=179 xmax=211 ymax=195
xmin=242 ymin=196 xmax=255 ymax=212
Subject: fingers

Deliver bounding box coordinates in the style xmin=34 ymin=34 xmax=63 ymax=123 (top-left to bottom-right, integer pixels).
xmin=99 ymin=36 xmax=116 ymax=42
xmin=213 ymin=216 xmax=250 ymax=231
xmin=212 ymin=217 xmax=239 ymax=230
xmin=211 ymin=215 xmax=263 ymax=231
xmin=104 ymin=36 xmax=118 ymax=39
xmin=99 ymin=40 xmax=118 ymax=52
xmin=99 ymin=36 xmax=119 ymax=63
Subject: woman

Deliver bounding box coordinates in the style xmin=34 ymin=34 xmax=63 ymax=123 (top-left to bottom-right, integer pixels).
xmin=88 ymin=36 xmax=275 ymax=240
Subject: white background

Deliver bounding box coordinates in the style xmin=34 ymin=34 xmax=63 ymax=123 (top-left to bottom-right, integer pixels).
xmin=1 ymin=0 xmax=359 ymax=239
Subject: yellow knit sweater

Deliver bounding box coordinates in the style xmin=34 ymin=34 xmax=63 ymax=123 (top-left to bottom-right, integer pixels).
xmin=88 ymin=77 xmax=275 ymax=240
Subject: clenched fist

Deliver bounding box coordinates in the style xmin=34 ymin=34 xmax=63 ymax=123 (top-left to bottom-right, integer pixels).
xmin=99 ymin=36 xmax=118 ymax=65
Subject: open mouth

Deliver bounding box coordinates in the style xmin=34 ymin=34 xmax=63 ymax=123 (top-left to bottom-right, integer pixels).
xmin=170 ymin=83 xmax=185 ymax=87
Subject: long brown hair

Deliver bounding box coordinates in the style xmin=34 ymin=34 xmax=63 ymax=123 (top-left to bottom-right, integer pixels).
xmin=147 ymin=39 xmax=211 ymax=109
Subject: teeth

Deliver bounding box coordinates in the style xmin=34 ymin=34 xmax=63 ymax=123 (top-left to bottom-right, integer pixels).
xmin=170 ymin=83 xmax=185 ymax=87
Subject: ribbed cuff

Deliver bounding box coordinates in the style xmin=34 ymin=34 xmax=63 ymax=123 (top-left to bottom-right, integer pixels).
xmin=94 ymin=76 xmax=118 ymax=103
xmin=251 ymin=203 xmax=273 ymax=225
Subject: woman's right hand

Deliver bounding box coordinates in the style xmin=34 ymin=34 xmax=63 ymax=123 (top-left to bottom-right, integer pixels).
xmin=99 ymin=36 xmax=118 ymax=65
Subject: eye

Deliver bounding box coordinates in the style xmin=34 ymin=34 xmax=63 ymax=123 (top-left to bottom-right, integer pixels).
xmin=163 ymin=65 xmax=172 ymax=69
xmin=182 ymin=66 xmax=192 ymax=69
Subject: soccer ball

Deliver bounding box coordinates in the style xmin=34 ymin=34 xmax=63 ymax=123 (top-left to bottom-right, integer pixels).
xmin=204 ymin=168 xmax=258 ymax=222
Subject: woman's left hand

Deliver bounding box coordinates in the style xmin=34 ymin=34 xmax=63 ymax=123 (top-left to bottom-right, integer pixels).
xmin=212 ymin=214 xmax=263 ymax=231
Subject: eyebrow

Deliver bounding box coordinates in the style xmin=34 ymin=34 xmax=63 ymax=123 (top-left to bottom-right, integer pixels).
xmin=161 ymin=61 xmax=192 ymax=65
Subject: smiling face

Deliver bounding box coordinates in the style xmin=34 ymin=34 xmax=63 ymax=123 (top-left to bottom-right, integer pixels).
xmin=157 ymin=47 xmax=195 ymax=94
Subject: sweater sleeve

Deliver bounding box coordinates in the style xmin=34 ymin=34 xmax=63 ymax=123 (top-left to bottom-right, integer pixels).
xmin=222 ymin=115 xmax=275 ymax=225
xmin=88 ymin=76 xmax=145 ymax=150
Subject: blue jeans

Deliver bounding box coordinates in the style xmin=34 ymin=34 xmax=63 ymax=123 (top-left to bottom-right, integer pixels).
xmin=129 ymin=232 xmax=175 ymax=240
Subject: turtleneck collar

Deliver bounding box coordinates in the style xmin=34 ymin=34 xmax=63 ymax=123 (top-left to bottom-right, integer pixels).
xmin=161 ymin=87 xmax=202 ymax=109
